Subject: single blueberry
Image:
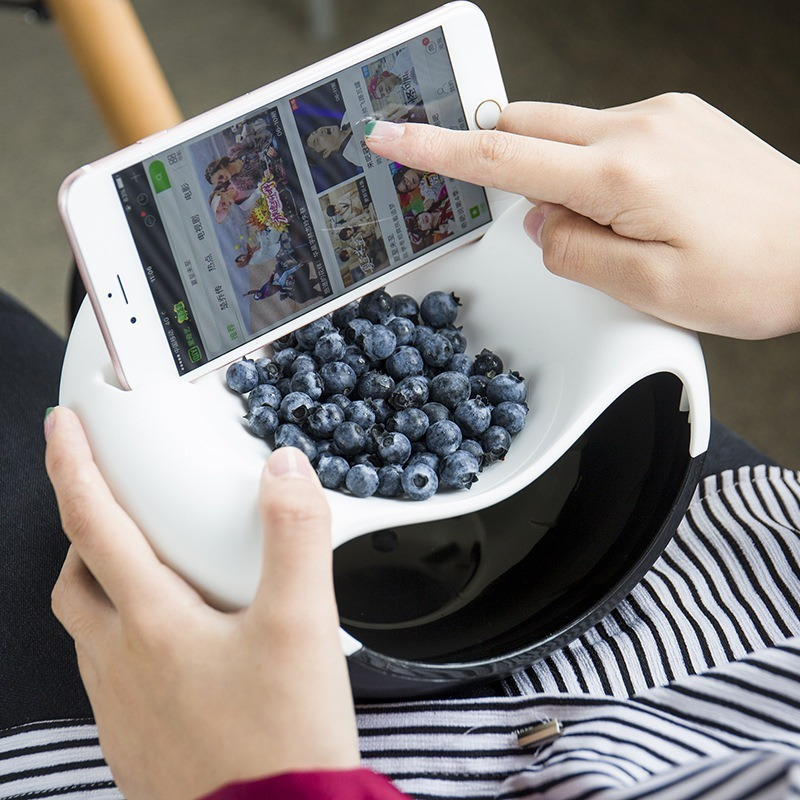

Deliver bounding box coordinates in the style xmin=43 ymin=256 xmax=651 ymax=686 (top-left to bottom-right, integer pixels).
xmin=358 ymin=289 xmax=394 ymax=324
xmin=486 ymin=372 xmax=527 ymax=405
xmin=469 ymin=374 xmax=490 ymax=399
xmin=419 ymin=290 xmax=460 ymax=328
xmin=386 ymin=407 xmax=429 ymax=441
xmin=315 ymin=439 xmax=335 ymax=459
xmin=248 ymin=382 xmax=283 ymax=411
xmin=272 ymin=347 xmax=299 ymax=374
xmin=306 ymin=402 xmax=346 ymax=438
xmin=386 ymin=315 xmax=417 ymax=346
xmin=345 ymin=463 xmax=380 ymax=498
xmin=392 ymin=293 xmax=419 ymax=320
xmin=276 ymin=376 xmax=292 ymax=397
xmin=428 ymin=371 xmax=471 ymax=410
xmin=319 ymin=361 xmax=357 ymax=397
xmin=246 ymin=405 xmax=279 ymax=438
xmin=425 ymin=419 xmax=463 ymax=457
xmin=225 ymin=358 xmax=259 ymax=394
xmin=419 ymin=333 xmax=454 ymax=367
xmin=367 ymin=417 xmax=386 ymax=435
xmin=354 ymin=452 xmax=381 ymax=468
xmin=359 ymin=324 xmax=397 ymax=361
xmin=290 ymin=353 xmax=318 ymax=375
xmin=345 ymin=400 xmax=377 ymax=429
xmin=407 ymin=449 xmax=440 ymax=473
xmin=454 ymin=397 xmax=493 ymax=437
xmin=481 ymin=425 xmax=512 ymax=462
xmin=438 ymin=325 xmax=467 ymax=354
xmin=294 ymin=316 xmax=333 ymax=350
xmin=314 ymin=332 xmax=347 ymax=363
xmin=401 ymin=461 xmax=439 ymax=500
xmin=290 ymin=370 xmax=324 ymax=400
xmin=459 ymin=439 xmax=485 ymax=468
xmin=385 ymin=346 xmax=425 ymax=381
xmin=341 ymin=347 xmax=370 ymax=377
xmin=471 ymin=348 xmax=504 ymax=379
xmin=390 ymin=375 xmax=430 ymax=410
xmin=377 ymin=464 xmax=404 ymax=497
xmin=422 ymin=402 xmax=451 ymax=424
xmin=413 ymin=324 xmax=436 ymax=348
xmin=377 ymin=431 xmax=412 ymax=465
xmin=367 ymin=398 xmax=392 ymax=424
xmin=357 ymin=370 xmax=396 ymax=401
xmin=343 ymin=317 xmax=373 ymax=345
xmin=332 ymin=420 xmax=367 ymax=457
xmin=270 ymin=331 xmax=296 ymax=351
xmin=279 ymin=391 xmax=315 ymax=423
xmin=331 ymin=300 xmax=361 ymax=330
xmin=315 ymin=453 xmax=350 ymax=489
xmin=447 ymin=352 xmax=473 ymax=375
xmin=439 ymin=450 xmax=481 ymax=490
xmin=274 ymin=423 xmax=318 ymax=462
xmin=328 ymin=393 xmax=353 ymax=412
xmin=491 ymin=401 xmax=528 ymax=435
xmin=254 ymin=357 xmax=282 ymax=385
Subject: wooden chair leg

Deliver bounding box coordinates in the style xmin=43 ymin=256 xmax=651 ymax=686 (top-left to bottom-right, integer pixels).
xmin=48 ymin=0 xmax=183 ymax=147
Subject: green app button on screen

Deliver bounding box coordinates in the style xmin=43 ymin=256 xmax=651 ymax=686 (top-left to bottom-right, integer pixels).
xmin=148 ymin=160 xmax=171 ymax=193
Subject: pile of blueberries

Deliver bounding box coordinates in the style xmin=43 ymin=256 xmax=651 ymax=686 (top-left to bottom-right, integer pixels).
xmin=225 ymin=288 xmax=528 ymax=500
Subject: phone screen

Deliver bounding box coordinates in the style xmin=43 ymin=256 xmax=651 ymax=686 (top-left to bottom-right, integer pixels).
xmin=112 ymin=27 xmax=490 ymax=375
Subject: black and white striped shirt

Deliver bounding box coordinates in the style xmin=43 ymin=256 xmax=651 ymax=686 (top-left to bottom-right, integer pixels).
xmin=3 ymin=466 xmax=800 ymax=800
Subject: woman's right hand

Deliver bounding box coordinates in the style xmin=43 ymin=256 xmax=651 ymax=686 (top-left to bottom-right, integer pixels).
xmin=366 ymin=93 xmax=800 ymax=339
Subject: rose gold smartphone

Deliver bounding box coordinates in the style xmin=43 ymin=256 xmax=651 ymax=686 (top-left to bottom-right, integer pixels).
xmin=59 ymin=2 xmax=511 ymax=389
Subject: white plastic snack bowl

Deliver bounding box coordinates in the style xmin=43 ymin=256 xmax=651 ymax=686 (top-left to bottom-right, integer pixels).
xmin=61 ymin=199 xmax=710 ymax=695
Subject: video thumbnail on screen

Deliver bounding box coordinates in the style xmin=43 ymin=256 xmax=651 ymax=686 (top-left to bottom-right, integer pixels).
xmin=188 ymin=109 xmax=332 ymax=334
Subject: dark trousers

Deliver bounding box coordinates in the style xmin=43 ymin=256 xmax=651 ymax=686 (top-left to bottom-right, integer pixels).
xmin=0 ymin=291 xmax=93 ymax=728
xmin=0 ymin=286 xmax=778 ymax=730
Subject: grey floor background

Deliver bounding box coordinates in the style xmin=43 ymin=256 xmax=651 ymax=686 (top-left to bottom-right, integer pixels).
xmin=1 ymin=0 xmax=798 ymax=467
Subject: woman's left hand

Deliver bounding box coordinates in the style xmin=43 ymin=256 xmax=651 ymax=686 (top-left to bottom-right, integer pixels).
xmin=45 ymin=406 xmax=360 ymax=800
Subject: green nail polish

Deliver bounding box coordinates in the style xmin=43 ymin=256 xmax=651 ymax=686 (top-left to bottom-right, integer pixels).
xmin=362 ymin=119 xmax=404 ymax=142
xmin=44 ymin=406 xmax=56 ymax=442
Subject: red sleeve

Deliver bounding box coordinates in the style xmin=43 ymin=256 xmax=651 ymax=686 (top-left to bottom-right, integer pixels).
xmin=199 ymin=768 xmax=411 ymax=800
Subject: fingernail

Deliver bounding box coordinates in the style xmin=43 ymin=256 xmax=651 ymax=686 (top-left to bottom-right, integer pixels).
xmin=44 ymin=406 xmax=56 ymax=442
xmin=267 ymin=446 xmax=315 ymax=480
xmin=364 ymin=119 xmax=404 ymax=141
xmin=524 ymin=206 xmax=547 ymax=248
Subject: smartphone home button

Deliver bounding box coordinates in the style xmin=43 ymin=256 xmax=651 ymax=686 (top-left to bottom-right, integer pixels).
xmin=475 ymin=99 xmax=502 ymax=130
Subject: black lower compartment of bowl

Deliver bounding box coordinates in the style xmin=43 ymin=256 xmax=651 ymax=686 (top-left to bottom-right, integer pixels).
xmin=335 ymin=372 xmax=704 ymax=698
